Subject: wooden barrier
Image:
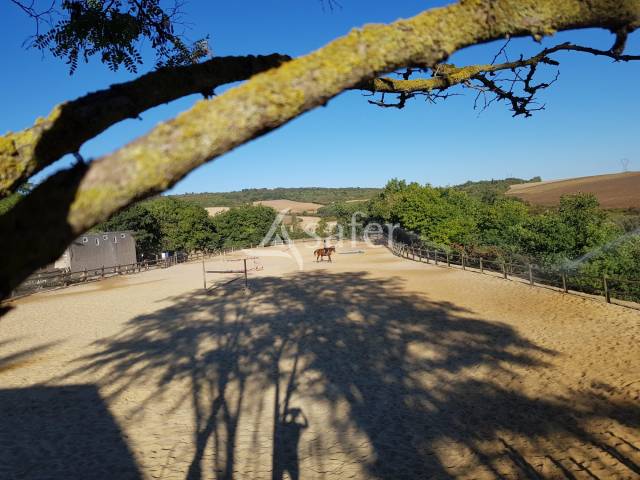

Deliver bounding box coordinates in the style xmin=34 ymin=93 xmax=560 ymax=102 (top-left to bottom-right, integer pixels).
xmin=384 ymin=235 xmax=639 ymax=309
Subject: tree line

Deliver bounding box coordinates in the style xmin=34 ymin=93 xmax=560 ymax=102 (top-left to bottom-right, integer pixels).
xmin=96 ymin=198 xmax=277 ymax=259
xmin=325 ymin=179 xmax=640 ymax=299
xmin=173 ymin=187 xmax=381 ymax=207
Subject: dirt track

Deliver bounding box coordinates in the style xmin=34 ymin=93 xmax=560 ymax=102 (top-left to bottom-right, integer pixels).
xmin=1 ymin=242 xmax=639 ymax=479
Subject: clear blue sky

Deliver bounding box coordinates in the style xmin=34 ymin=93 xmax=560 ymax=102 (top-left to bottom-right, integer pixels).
xmin=1 ymin=1 xmax=638 ymax=193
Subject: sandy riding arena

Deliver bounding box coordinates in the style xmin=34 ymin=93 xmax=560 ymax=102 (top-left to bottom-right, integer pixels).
xmin=1 ymin=242 xmax=639 ymax=479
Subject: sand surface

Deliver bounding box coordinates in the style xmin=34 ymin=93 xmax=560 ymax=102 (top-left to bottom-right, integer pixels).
xmin=1 ymin=242 xmax=639 ymax=479
xmin=506 ymin=171 xmax=640 ymax=208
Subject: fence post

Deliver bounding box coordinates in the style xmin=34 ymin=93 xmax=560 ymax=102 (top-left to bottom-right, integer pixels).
xmin=462 ymin=254 xmax=465 ymax=270
xmin=101 ymin=265 xmax=105 ymax=278
xmin=502 ymin=262 xmax=507 ymax=280
xmin=603 ymin=275 xmax=611 ymax=303
xmin=202 ymin=257 xmax=206 ymax=291
xmin=528 ymin=264 xmax=534 ymax=286
xmin=83 ymin=268 xmax=87 ymax=282
xmin=446 ymin=252 xmax=450 ymax=267
xmin=426 ymin=249 xmax=430 ymax=264
xmin=244 ymin=258 xmax=248 ymax=289
xmin=479 ymin=258 xmax=483 ymax=274
xmin=434 ymin=250 xmax=438 ymax=265
xmin=562 ymin=271 xmax=568 ymax=293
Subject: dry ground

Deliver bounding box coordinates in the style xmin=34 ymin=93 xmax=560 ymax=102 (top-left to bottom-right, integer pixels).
xmin=205 ymin=207 xmax=231 ymax=217
xmin=506 ymin=171 xmax=640 ymax=208
xmin=252 ymin=200 xmax=324 ymax=214
xmin=1 ymin=242 xmax=639 ymax=480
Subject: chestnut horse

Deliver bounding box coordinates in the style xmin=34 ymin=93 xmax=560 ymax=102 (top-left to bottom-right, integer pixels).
xmin=314 ymin=246 xmax=336 ymax=262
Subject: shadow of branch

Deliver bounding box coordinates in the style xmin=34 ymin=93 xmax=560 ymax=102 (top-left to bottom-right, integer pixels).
xmin=56 ymin=271 xmax=639 ymax=479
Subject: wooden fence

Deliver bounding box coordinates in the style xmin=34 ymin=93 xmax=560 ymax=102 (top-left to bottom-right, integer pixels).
xmin=386 ymin=236 xmax=640 ymax=309
xmin=8 ymin=238 xmax=321 ymax=300
xmin=10 ymin=247 xmax=242 ymax=299
xmin=11 ymin=258 xmax=172 ymax=299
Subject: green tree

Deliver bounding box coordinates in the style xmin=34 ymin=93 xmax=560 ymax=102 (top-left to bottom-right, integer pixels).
xmin=557 ymin=194 xmax=617 ymax=257
xmin=146 ymin=198 xmax=218 ymax=252
xmin=97 ymin=203 xmax=163 ymax=259
xmin=314 ymin=218 xmax=331 ymax=238
xmin=212 ymin=205 xmax=277 ymax=248
xmin=478 ymin=198 xmax=529 ymax=254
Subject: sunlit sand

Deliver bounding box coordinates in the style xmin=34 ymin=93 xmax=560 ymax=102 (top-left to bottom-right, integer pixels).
xmin=2 ymin=242 xmax=639 ymax=479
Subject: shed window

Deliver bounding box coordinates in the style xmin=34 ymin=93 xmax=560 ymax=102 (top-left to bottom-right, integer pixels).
xmin=103 ymin=234 xmax=108 ymax=240
xmin=82 ymin=237 xmax=88 ymax=243
xmin=120 ymin=233 xmax=126 ymax=238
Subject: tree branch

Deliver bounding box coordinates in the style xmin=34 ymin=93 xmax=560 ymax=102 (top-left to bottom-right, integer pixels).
xmin=1 ymin=0 xmax=639 ymax=298
xmin=3 ymin=37 xmax=638 ymax=199
xmin=9 ymin=0 xmax=56 ymax=36
xmin=0 ymin=53 xmax=290 ymax=197
xmin=358 ymin=42 xmax=640 ymax=111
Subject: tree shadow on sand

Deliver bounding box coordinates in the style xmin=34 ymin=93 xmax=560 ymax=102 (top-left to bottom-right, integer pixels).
xmin=0 ymin=384 xmax=142 ymax=479
xmin=61 ymin=271 xmax=640 ymax=479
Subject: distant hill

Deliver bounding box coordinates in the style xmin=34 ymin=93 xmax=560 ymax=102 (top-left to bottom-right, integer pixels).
xmin=505 ymin=172 xmax=640 ymax=208
xmin=172 ymin=187 xmax=381 ymax=207
xmin=453 ymin=177 xmax=541 ymax=201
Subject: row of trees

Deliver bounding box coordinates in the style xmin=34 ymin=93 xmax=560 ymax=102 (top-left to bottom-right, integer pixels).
xmin=97 ymin=198 xmax=277 ymax=258
xmin=174 ymin=187 xmax=381 ymax=207
xmin=327 ymin=179 xmax=640 ymax=282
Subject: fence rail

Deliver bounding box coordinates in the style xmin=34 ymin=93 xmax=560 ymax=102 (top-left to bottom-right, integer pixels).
xmin=11 ymin=257 xmax=173 ymax=299
xmin=7 ymin=238 xmax=328 ymax=300
xmin=386 ymin=235 xmax=640 ymax=309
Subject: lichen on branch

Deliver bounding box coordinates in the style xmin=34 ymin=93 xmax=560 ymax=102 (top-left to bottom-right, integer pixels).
xmin=0 ymin=54 xmax=290 ymax=198
xmin=359 ymin=42 xmax=640 ymax=112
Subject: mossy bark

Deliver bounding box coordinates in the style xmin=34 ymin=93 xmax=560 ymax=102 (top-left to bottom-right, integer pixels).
xmin=0 ymin=54 xmax=290 ymax=197
xmin=1 ymin=0 xmax=639 ymax=298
